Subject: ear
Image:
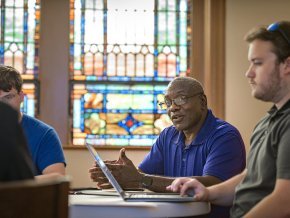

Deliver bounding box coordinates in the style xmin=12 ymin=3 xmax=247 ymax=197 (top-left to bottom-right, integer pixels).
xmin=283 ymin=56 xmax=290 ymax=75
xmin=199 ymin=94 xmax=207 ymax=110
xmin=19 ymin=91 xmax=25 ymax=103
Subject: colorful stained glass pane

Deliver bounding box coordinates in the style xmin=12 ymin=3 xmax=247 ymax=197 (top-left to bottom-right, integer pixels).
xmin=21 ymin=82 xmax=38 ymax=117
xmin=0 ymin=0 xmax=40 ymax=117
xmin=71 ymin=83 xmax=172 ymax=146
xmin=70 ymin=0 xmax=191 ymax=147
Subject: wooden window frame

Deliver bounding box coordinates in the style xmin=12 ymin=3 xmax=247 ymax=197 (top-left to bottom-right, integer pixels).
xmin=191 ymin=0 xmax=225 ymax=119
xmin=39 ymin=0 xmax=225 ymax=148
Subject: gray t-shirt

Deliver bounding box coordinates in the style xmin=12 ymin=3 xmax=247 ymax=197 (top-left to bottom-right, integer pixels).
xmin=231 ymin=100 xmax=290 ymax=218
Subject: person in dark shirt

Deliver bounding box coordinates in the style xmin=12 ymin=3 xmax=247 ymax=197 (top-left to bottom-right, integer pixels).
xmin=167 ymin=21 xmax=290 ymax=218
xmin=0 ymin=102 xmax=35 ymax=181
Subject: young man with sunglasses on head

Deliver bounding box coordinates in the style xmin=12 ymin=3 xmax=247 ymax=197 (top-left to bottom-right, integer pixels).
xmin=0 ymin=65 xmax=66 ymax=179
xmin=89 ymin=76 xmax=246 ymax=217
xmin=168 ymin=21 xmax=290 ymax=218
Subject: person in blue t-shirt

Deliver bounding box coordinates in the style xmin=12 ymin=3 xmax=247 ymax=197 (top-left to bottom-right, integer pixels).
xmin=89 ymin=76 xmax=246 ymax=217
xmin=0 ymin=65 xmax=66 ymax=178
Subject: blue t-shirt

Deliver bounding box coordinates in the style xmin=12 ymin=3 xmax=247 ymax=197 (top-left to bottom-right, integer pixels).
xmin=139 ymin=110 xmax=246 ymax=218
xmin=21 ymin=114 xmax=66 ymax=175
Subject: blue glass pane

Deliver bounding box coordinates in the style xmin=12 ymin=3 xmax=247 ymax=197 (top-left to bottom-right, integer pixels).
xmin=20 ymin=82 xmax=38 ymax=117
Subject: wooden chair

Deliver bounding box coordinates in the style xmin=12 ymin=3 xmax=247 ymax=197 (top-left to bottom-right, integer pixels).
xmin=0 ymin=176 xmax=70 ymax=218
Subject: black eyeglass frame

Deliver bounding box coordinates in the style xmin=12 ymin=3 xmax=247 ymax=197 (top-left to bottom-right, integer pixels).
xmin=158 ymin=92 xmax=203 ymax=109
xmin=267 ymin=22 xmax=290 ymax=46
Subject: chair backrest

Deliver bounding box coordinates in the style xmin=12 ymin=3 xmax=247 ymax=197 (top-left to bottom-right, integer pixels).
xmin=0 ymin=176 xmax=70 ymax=218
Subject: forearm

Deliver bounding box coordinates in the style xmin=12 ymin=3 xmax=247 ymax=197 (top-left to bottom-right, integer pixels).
xmin=42 ymin=163 xmax=66 ymax=175
xmin=35 ymin=172 xmax=64 ymax=181
xmin=208 ymin=170 xmax=246 ymax=206
xmin=191 ymin=175 xmax=222 ymax=187
xmin=146 ymin=175 xmax=223 ymax=193
xmin=144 ymin=174 xmax=174 ymax=192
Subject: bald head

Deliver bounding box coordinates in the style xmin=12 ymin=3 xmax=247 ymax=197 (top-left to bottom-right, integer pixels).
xmin=167 ymin=77 xmax=204 ymax=95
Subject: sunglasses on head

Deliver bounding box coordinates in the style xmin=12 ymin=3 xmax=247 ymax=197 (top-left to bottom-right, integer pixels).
xmin=267 ymin=22 xmax=290 ymax=46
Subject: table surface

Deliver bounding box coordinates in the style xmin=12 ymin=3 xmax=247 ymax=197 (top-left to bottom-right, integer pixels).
xmin=69 ymin=192 xmax=210 ymax=218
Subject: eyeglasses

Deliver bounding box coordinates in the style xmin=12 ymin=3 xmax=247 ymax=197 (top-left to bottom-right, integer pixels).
xmin=158 ymin=92 xmax=203 ymax=109
xmin=267 ymin=22 xmax=290 ymax=46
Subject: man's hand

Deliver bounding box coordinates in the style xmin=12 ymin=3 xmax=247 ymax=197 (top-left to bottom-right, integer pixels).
xmin=166 ymin=177 xmax=209 ymax=201
xmin=89 ymin=148 xmax=142 ymax=189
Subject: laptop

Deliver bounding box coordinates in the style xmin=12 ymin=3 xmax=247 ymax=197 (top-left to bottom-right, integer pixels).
xmin=86 ymin=143 xmax=196 ymax=202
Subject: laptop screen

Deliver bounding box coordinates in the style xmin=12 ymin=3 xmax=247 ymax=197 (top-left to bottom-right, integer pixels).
xmin=85 ymin=143 xmax=198 ymax=203
xmin=85 ymin=143 xmax=126 ymax=198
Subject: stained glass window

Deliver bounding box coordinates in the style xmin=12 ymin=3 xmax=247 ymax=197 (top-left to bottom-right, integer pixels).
xmin=0 ymin=0 xmax=40 ymax=117
xmin=70 ymin=0 xmax=191 ymax=147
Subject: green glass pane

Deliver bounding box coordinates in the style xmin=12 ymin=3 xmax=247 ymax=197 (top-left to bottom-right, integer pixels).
xmin=107 ymin=94 xmax=153 ymax=110
xmin=168 ymin=12 xmax=176 ymax=44
xmin=168 ymin=0 xmax=176 ymax=11
xmin=15 ymin=9 xmax=24 ymax=42
xmin=158 ymin=12 xmax=167 ymax=44
xmin=180 ymin=0 xmax=187 ymax=12
xmin=179 ymin=11 xmax=187 ymax=44
xmin=158 ymin=0 xmax=166 ymax=10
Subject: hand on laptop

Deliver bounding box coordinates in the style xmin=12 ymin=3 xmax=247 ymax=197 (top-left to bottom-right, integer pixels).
xmin=89 ymin=148 xmax=142 ymax=189
xmin=166 ymin=177 xmax=209 ymax=201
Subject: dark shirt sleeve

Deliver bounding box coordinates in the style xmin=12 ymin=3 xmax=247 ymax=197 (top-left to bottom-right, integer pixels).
xmin=277 ymin=119 xmax=290 ymax=179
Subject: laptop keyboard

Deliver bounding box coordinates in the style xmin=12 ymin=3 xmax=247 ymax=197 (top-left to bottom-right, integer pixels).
xmin=129 ymin=193 xmax=186 ymax=198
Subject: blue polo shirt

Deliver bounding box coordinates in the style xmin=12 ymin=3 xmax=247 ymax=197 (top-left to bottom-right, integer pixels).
xmin=21 ymin=114 xmax=66 ymax=175
xmin=139 ymin=110 xmax=245 ymax=180
xmin=139 ymin=110 xmax=246 ymax=218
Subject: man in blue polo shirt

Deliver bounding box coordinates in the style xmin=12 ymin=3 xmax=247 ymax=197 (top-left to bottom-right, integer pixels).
xmin=90 ymin=76 xmax=246 ymax=217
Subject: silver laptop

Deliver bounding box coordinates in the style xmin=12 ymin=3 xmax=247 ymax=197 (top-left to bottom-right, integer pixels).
xmin=86 ymin=143 xmax=195 ymax=202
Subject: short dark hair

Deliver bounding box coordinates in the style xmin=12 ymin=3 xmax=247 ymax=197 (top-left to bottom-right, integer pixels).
xmin=0 ymin=65 xmax=23 ymax=93
xmin=244 ymin=21 xmax=290 ymax=63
